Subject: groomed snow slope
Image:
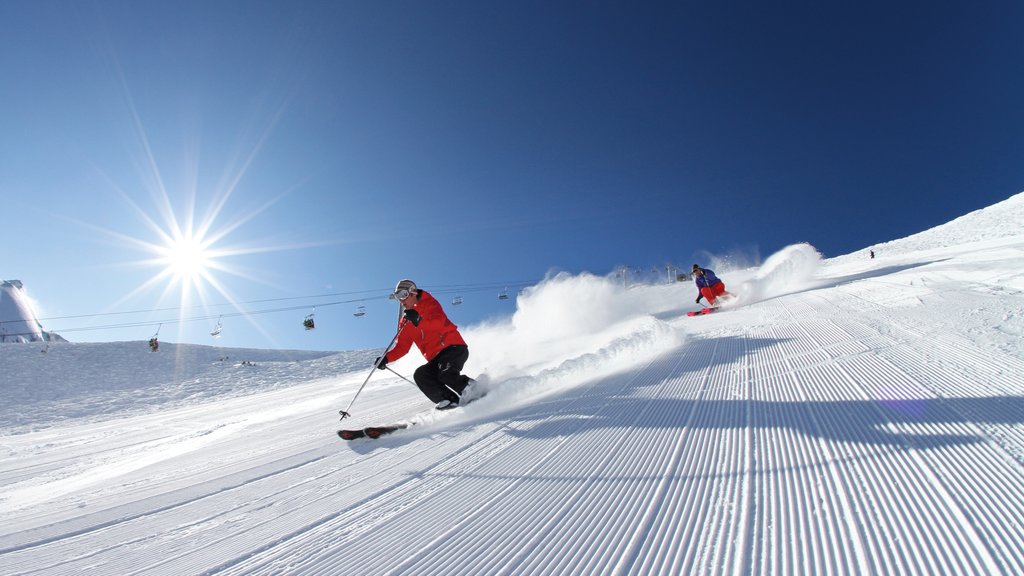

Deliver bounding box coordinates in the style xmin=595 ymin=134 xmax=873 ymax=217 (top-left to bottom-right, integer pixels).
xmin=1 ymin=193 xmax=1023 ymax=575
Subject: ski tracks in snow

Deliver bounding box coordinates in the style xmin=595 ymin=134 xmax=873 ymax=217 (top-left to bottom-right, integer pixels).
xmin=198 ymin=290 xmax=1024 ymax=575
xmin=2 ymin=284 xmax=1024 ymax=574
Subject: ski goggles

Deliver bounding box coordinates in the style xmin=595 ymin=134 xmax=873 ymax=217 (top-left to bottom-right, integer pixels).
xmin=394 ymin=288 xmax=412 ymax=301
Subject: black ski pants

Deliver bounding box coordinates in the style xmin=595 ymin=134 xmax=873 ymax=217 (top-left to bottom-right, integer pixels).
xmin=414 ymin=345 xmax=470 ymax=403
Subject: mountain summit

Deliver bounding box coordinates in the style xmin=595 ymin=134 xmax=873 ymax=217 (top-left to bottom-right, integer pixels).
xmin=0 ymin=280 xmax=64 ymax=343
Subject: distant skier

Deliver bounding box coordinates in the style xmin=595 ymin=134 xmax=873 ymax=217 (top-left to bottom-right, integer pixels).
xmin=692 ymin=264 xmax=734 ymax=307
xmin=375 ymin=279 xmax=473 ymax=410
xmin=870 ymin=250 xmax=875 ymax=259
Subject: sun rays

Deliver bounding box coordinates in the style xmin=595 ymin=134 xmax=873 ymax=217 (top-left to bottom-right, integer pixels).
xmin=90 ymin=99 xmax=294 ymax=343
xmin=54 ymin=52 xmax=344 ymax=347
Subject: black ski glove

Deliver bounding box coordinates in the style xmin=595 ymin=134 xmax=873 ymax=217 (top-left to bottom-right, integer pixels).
xmin=375 ymin=356 xmax=388 ymax=370
xmin=403 ymin=308 xmax=421 ymax=326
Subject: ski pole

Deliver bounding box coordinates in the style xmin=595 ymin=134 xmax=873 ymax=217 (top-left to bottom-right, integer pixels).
xmin=385 ymin=366 xmax=416 ymax=387
xmin=338 ymin=319 xmax=406 ymax=420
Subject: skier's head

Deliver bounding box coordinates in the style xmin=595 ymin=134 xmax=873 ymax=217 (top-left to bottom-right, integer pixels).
xmin=692 ymin=264 xmax=702 ymax=274
xmin=394 ymin=279 xmax=417 ymax=302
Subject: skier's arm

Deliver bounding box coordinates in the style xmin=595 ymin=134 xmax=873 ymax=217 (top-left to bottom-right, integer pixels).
xmin=385 ymin=324 xmax=414 ymax=363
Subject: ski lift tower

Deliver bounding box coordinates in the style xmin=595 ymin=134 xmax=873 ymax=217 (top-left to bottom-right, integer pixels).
xmin=666 ymin=265 xmax=678 ymax=284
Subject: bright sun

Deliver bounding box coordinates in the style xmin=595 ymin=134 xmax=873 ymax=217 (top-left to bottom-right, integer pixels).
xmin=99 ymin=88 xmax=304 ymax=332
xmin=162 ymin=233 xmax=213 ymax=284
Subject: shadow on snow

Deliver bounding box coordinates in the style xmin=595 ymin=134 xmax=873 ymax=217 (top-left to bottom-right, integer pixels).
xmin=497 ymin=333 xmax=1023 ymax=450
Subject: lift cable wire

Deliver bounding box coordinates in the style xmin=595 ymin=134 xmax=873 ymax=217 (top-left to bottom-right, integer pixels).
xmin=42 ymin=295 xmax=382 ymax=335
xmin=0 ymin=279 xmax=539 ymax=338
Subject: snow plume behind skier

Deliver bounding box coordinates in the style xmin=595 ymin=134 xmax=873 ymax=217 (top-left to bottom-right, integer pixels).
xmin=732 ymin=243 xmax=824 ymax=306
xmin=464 ymin=273 xmax=684 ymax=406
xmin=685 ymin=244 xmax=823 ymax=309
xmin=372 ymin=247 xmax=820 ymax=417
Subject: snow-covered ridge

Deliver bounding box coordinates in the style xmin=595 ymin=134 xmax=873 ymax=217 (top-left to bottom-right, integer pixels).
xmin=0 ymin=342 xmax=370 ymax=432
xmin=0 ymin=280 xmax=64 ymax=343
xmin=839 ymin=190 xmax=1024 ymax=261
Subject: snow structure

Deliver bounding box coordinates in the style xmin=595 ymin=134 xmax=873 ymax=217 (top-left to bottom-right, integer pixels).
xmin=1 ymin=192 xmax=1023 ymax=575
xmin=0 ymin=280 xmax=64 ymax=343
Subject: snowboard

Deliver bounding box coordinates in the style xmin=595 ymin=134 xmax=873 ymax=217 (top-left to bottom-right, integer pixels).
xmin=687 ymin=307 xmax=717 ymax=317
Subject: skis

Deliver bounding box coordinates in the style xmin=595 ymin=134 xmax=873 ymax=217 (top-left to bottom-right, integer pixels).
xmin=337 ymin=379 xmax=492 ymax=441
xmin=687 ymin=307 xmax=716 ymax=317
xmin=337 ymin=425 xmax=407 ymax=441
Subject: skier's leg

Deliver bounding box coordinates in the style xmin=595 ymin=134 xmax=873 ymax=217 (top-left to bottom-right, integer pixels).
xmin=700 ymin=286 xmax=717 ymax=305
xmin=413 ymin=345 xmax=470 ymax=403
xmin=707 ymin=283 xmax=729 ymax=306
xmin=413 ymin=362 xmax=448 ymax=403
xmin=435 ymin=345 xmax=469 ymax=400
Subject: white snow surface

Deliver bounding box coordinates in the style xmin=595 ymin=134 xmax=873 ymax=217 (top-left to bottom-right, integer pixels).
xmin=2 ymin=192 xmax=1024 ymax=575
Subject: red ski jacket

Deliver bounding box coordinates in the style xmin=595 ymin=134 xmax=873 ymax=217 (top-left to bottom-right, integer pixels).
xmin=385 ymin=290 xmax=467 ymax=363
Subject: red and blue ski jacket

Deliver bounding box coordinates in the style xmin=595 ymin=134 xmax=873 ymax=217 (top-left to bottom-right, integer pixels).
xmin=385 ymin=290 xmax=467 ymax=363
xmin=694 ymin=268 xmax=723 ymax=289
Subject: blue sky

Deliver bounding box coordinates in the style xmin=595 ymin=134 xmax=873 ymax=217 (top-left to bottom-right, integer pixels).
xmin=2 ymin=1 xmax=1022 ymax=352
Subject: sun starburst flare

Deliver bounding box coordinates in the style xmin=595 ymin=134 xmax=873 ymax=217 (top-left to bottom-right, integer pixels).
xmin=160 ymin=232 xmax=214 ymax=285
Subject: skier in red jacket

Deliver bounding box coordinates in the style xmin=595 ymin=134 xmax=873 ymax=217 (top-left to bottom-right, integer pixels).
xmin=375 ymin=279 xmax=473 ymax=409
